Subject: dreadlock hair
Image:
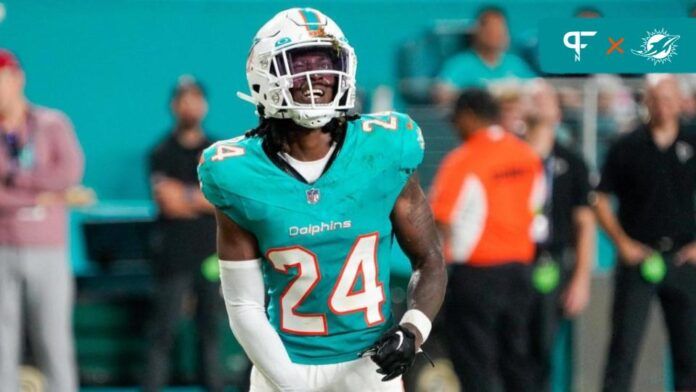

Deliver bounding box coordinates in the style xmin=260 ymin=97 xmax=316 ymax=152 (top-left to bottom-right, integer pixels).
xmin=245 ymin=107 xmax=361 ymax=154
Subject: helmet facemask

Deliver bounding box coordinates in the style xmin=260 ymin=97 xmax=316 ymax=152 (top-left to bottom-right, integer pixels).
xmin=251 ymin=40 xmax=356 ymax=128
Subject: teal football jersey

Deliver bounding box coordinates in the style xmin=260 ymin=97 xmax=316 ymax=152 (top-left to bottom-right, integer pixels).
xmin=198 ymin=112 xmax=425 ymax=365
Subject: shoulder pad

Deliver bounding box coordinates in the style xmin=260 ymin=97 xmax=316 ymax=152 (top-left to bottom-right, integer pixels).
xmin=197 ymin=135 xmax=256 ymax=222
xmin=201 ymin=135 xmax=250 ymax=164
xmin=356 ymin=112 xmax=424 ymax=172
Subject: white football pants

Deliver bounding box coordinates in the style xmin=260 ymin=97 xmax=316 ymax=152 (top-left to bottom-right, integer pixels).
xmin=249 ymin=356 xmax=404 ymax=392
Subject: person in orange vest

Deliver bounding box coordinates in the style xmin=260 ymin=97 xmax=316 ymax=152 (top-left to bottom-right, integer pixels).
xmin=430 ymin=88 xmax=544 ymax=392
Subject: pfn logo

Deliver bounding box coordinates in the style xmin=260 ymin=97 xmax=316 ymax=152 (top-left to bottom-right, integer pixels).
xmin=563 ymin=31 xmax=597 ymax=62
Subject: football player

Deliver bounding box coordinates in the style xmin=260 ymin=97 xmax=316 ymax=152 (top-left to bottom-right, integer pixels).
xmin=198 ymin=8 xmax=446 ymax=391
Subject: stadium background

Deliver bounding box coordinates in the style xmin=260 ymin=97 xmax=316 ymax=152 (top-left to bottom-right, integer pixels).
xmin=1 ymin=0 xmax=693 ymax=390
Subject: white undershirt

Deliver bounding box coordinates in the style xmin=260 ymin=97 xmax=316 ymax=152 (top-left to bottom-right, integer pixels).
xmin=279 ymin=143 xmax=336 ymax=183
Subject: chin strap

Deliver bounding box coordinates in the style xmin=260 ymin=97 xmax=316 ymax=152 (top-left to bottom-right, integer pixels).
xmin=292 ymin=116 xmax=332 ymax=128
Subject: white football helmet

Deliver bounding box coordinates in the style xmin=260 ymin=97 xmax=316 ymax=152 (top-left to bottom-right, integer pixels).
xmin=243 ymin=8 xmax=357 ymax=128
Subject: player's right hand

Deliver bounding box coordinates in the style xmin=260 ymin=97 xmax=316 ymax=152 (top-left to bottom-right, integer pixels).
xmin=359 ymin=325 xmax=417 ymax=381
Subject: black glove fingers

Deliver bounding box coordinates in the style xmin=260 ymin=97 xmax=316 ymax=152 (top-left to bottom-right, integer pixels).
xmin=381 ymin=366 xmax=407 ymax=381
xmin=375 ymin=354 xmax=404 ymax=371
xmin=364 ymin=325 xmax=418 ymax=382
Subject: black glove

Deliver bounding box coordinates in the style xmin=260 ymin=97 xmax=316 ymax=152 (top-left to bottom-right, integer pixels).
xmin=359 ymin=325 xmax=417 ymax=381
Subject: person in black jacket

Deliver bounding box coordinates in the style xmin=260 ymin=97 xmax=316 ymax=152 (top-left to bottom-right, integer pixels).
xmin=595 ymin=74 xmax=696 ymax=392
xmin=523 ymin=79 xmax=595 ymax=391
xmin=143 ymin=76 xmax=223 ymax=392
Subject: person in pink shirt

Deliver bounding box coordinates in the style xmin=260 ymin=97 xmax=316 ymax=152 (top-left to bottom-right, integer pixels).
xmin=0 ymin=49 xmax=84 ymax=392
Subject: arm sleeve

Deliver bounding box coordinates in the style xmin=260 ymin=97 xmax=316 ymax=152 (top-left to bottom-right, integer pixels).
xmin=198 ymin=157 xmax=251 ymax=230
xmin=445 ymin=173 xmax=487 ymax=262
xmin=13 ymin=113 xmax=84 ymax=191
xmin=219 ymin=259 xmax=309 ymax=392
xmin=149 ymin=146 xmax=169 ymax=179
xmin=198 ymin=156 xmax=230 ymax=210
xmin=400 ymin=115 xmax=425 ymax=173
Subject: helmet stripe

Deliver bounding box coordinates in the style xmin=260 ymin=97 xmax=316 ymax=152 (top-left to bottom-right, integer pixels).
xmin=300 ymin=8 xmax=320 ymax=31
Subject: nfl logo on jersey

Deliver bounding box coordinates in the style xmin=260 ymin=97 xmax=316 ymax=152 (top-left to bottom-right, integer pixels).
xmin=306 ymin=188 xmax=320 ymax=204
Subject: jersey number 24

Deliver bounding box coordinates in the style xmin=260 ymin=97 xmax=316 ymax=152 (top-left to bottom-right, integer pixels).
xmin=266 ymin=233 xmax=385 ymax=335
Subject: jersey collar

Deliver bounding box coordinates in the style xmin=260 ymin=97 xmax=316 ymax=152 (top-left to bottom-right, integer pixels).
xmin=262 ymin=123 xmax=349 ymax=185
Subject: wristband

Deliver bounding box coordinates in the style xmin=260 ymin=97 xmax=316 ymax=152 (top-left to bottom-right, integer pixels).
xmin=399 ymin=309 xmax=432 ymax=343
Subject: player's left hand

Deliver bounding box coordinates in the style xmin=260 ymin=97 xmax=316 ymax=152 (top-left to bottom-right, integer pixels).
xmin=360 ymin=325 xmax=416 ymax=381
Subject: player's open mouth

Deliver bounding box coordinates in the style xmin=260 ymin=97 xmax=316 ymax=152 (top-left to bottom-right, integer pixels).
xmin=302 ymin=89 xmax=325 ymax=99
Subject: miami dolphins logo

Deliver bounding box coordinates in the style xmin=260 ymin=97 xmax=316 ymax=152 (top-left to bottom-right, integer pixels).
xmin=631 ymin=28 xmax=680 ymax=65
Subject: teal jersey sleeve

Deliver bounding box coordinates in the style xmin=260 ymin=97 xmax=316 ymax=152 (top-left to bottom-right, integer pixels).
xmin=357 ymin=111 xmax=425 ymax=184
xmin=197 ymin=139 xmax=250 ymax=226
xmin=399 ymin=113 xmax=425 ymax=173
xmin=198 ymin=146 xmax=225 ymax=207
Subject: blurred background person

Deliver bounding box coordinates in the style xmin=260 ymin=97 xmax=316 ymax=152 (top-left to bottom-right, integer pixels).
xmin=143 ymin=76 xmax=223 ymax=392
xmin=595 ymin=74 xmax=696 ymax=392
xmin=677 ymin=74 xmax=696 ymax=127
xmin=594 ymin=75 xmax=634 ymax=166
xmin=490 ymin=80 xmax=527 ymax=136
xmin=0 ymin=49 xmax=84 ymax=392
xmin=430 ymin=88 xmax=543 ymax=392
xmin=523 ymin=79 xmax=595 ymax=391
xmin=553 ymin=76 xmax=636 ymax=169
xmin=433 ymin=7 xmax=535 ymax=105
